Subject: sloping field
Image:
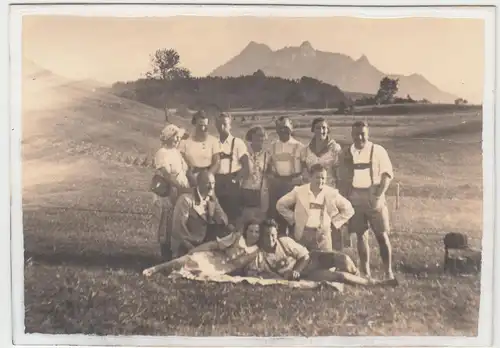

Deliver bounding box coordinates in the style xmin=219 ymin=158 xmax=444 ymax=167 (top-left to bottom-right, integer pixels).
xmin=22 ymin=59 xmax=193 ymax=198
xmin=20 ymin=61 xmax=484 ymax=337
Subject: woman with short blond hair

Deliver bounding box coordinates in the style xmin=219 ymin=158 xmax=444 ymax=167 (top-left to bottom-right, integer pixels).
xmin=152 ymin=124 xmax=191 ymax=261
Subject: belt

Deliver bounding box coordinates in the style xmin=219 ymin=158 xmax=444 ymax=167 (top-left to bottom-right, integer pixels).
xmin=303 ymin=226 xmax=321 ymax=232
xmin=274 ymin=173 xmax=302 ymax=180
xmin=351 ymin=184 xmax=380 ymax=190
xmin=192 ymin=166 xmax=211 ymax=174
xmin=215 ymin=171 xmax=240 ymax=176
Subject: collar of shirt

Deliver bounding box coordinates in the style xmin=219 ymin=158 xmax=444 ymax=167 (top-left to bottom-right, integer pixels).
xmin=308 ymin=137 xmax=337 ymax=157
xmin=219 ymin=134 xmax=234 ymax=146
xmin=307 ymin=184 xmax=326 ymax=201
xmin=277 ymin=136 xmax=299 ymax=145
xmin=249 ymin=147 xmax=266 ymax=160
xmin=195 ymin=189 xmax=210 ymax=204
xmin=351 ymin=141 xmax=373 ymax=156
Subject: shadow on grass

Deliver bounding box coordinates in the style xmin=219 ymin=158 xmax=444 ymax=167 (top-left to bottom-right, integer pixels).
xmin=25 ymin=250 xmax=160 ymax=273
xmin=397 ymin=262 xmax=446 ymax=277
xmin=397 ymin=262 xmax=481 ymax=278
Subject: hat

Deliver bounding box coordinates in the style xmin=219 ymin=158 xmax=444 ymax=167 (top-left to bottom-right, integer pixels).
xmin=160 ymin=124 xmax=186 ymax=142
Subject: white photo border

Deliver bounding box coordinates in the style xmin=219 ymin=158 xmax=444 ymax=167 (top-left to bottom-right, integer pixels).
xmin=2 ymin=2 xmax=497 ymax=348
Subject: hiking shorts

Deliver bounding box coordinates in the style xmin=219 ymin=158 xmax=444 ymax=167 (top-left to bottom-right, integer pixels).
xmin=348 ymin=187 xmax=390 ymax=235
xmin=302 ymin=250 xmax=359 ymax=275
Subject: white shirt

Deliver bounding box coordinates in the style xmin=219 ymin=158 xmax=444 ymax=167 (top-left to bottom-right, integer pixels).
xmin=192 ymin=189 xmax=211 ymax=217
xmin=350 ymin=141 xmax=394 ymax=188
xmin=180 ymin=135 xmax=221 ymax=169
xmin=305 ymin=185 xmax=326 ymax=228
xmin=216 ymin=134 xmax=248 ymax=174
xmin=154 ymin=147 xmax=190 ymax=188
xmin=270 ymin=137 xmax=304 ymax=177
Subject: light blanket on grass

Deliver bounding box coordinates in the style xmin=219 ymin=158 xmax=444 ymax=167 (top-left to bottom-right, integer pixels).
xmin=167 ymin=269 xmax=344 ymax=292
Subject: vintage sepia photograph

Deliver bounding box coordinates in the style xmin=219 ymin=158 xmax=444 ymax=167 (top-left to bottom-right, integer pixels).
xmin=8 ymin=4 xmax=496 ymax=346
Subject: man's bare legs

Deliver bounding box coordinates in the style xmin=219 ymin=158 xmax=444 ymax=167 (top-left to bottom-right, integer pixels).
xmin=374 ymin=231 xmax=394 ymax=280
xmin=310 ymin=250 xmax=360 ymax=275
xmin=356 ymin=230 xmax=371 ymax=278
xmin=356 ymin=230 xmax=394 ymax=280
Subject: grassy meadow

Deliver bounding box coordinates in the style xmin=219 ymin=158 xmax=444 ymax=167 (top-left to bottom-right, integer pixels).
xmin=21 ymin=63 xmax=484 ymax=337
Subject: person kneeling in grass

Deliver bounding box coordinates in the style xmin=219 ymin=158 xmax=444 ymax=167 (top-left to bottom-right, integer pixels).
xmin=246 ymin=218 xmax=398 ymax=287
xmin=142 ymin=220 xmax=261 ymax=277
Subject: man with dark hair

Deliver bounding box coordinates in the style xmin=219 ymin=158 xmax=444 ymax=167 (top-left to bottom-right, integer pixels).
xmin=276 ymin=163 xmax=354 ymax=252
xmin=338 ymin=121 xmax=395 ymax=280
xmin=214 ymin=112 xmax=250 ymax=222
xmin=268 ymin=116 xmax=305 ymax=235
xmin=170 ymin=169 xmax=231 ymax=258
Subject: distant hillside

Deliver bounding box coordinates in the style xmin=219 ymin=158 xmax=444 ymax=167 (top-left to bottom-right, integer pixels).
xmin=22 ymin=58 xmax=186 ymax=192
xmin=210 ymin=41 xmax=459 ymax=103
xmin=108 ymin=72 xmax=349 ymax=111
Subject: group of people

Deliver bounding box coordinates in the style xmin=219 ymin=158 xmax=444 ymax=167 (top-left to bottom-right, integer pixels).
xmin=147 ymin=110 xmax=396 ymax=286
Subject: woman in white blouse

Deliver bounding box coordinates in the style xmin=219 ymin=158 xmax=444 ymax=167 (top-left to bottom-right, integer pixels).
xmin=179 ymin=110 xmax=221 ymax=185
xmin=153 ymin=124 xmax=192 ymax=261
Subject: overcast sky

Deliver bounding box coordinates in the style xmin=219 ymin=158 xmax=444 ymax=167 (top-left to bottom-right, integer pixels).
xmin=22 ymin=15 xmax=485 ymax=103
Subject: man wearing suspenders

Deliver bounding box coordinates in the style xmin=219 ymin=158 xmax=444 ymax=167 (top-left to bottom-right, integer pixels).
xmin=338 ymin=121 xmax=395 ymax=280
xmin=214 ymin=113 xmax=250 ymax=223
xmin=268 ymin=116 xmax=305 ymax=235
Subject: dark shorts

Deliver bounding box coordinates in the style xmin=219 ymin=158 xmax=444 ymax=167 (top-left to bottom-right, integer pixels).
xmin=348 ymin=188 xmax=390 ymax=235
xmin=302 ymin=250 xmax=358 ymax=275
xmin=268 ymin=175 xmax=301 ymax=235
xmin=214 ymin=173 xmax=242 ymax=222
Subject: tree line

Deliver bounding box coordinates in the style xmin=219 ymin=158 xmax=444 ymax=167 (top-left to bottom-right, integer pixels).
xmin=109 ymin=48 xmax=351 ymax=112
xmin=108 ymin=48 xmax=443 ymax=115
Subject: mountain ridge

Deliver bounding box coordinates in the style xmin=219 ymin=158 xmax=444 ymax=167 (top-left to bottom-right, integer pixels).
xmin=210 ymin=41 xmax=458 ymax=103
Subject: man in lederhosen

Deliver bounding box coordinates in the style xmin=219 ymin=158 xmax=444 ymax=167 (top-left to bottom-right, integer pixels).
xmin=338 ymin=121 xmax=395 ymax=280
xmin=268 ymin=116 xmax=305 ymax=235
xmin=170 ymin=169 xmax=232 ymax=259
xmin=214 ymin=113 xmax=250 ymax=223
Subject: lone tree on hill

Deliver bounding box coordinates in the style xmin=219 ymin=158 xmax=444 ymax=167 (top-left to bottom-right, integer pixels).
xmin=253 ymin=69 xmax=266 ymax=78
xmin=146 ymin=48 xmax=192 ymax=80
xmin=375 ymin=77 xmax=399 ymax=104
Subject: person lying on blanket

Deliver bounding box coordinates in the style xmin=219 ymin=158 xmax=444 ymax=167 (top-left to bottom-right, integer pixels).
xmin=142 ymin=220 xmax=261 ymax=277
xmin=246 ymin=218 xmax=398 ymax=287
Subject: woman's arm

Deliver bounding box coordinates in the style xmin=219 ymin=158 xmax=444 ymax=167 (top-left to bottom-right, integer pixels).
xmin=209 ymin=153 xmax=220 ymax=174
xmin=237 ymin=154 xmax=250 ymax=182
xmin=157 ymin=167 xmax=185 ymax=189
xmin=289 ymin=254 xmax=310 ymax=279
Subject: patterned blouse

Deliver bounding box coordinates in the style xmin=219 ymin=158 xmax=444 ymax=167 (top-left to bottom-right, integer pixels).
xmin=239 ymin=146 xmax=271 ymax=219
xmin=301 ymin=138 xmax=342 ymax=186
xmin=241 ymin=147 xmax=270 ymax=191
